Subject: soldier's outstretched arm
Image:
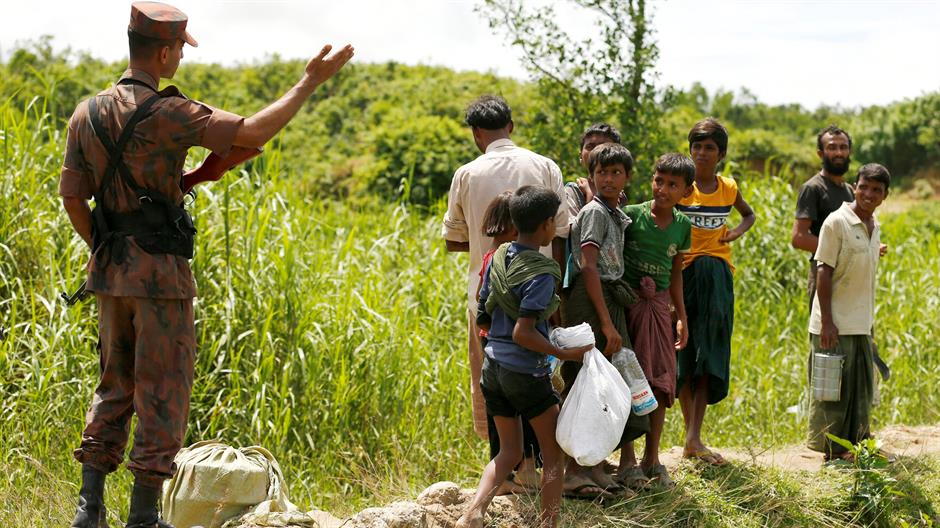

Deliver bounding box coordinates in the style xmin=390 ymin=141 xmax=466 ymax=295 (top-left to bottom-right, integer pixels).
xmin=233 ymin=44 xmax=354 ymax=149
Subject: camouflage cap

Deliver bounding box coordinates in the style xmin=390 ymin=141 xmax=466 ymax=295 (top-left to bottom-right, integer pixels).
xmin=129 ymin=2 xmax=198 ymax=47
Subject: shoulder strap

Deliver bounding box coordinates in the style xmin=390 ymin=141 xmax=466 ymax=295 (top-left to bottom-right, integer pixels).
xmin=87 ymin=91 xmax=161 ymax=202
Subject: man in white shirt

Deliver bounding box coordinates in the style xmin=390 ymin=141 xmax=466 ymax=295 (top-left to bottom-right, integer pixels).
xmin=807 ymin=163 xmax=890 ymax=461
xmin=442 ymin=95 xmax=568 ymax=445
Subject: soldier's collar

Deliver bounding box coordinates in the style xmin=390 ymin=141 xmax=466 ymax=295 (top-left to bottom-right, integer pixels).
xmin=120 ymin=69 xmax=160 ymax=91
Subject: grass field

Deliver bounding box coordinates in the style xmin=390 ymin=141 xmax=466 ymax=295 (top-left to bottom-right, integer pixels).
xmin=1 ymin=94 xmax=938 ymax=526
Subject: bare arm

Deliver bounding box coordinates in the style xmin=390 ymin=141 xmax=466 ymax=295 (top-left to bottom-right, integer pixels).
xmin=445 ymin=240 xmax=469 ymax=252
xmin=669 ymin=253 xmax=688 ymax=350
xmin=791 ymin=218 xmax=817 ymax=253
xmin=576 ymin=177 xmax=595 ymax=204
xmin=233 ymin=44 xmax=354 ymax=149
xmin=549 ymin=236 xmax=566 ymax=326
xmin=720 ymin=190 xmax=756 ymax=243
xmin=513 ymin=317 xmax=591 ymax=361
xmin=579 ymin=245 xmax=620 ymax=356
xmin=63 ymin=197 xmax=93 ymax=248
xmin=817 ymin=263 xmax=839 ymax=349
xmin=552 ymin=237 xmax=565 ymax=272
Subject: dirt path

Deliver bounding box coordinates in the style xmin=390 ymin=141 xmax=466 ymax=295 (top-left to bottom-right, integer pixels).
xmin=319 ymin=425 xmax=940 ymax=528
xmin=657 ymin=424 xmax=940 ymax=472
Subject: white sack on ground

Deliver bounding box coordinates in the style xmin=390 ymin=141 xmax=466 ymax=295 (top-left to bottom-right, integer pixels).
xmin=556 ymin=347 xmax=632 ymax=466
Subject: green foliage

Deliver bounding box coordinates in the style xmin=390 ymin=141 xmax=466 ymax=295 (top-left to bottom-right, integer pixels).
xmin=2 ymin=39 xmax=939 ymax=525
xmin=665 ymin=83 xmax=940 ymax=185
xmin=849 ymin=93 xmax=940 ymax=180
xmin=479 ymin=0 xmax=668 ymax=198
xmin=827 ymin=434 xmax=905 ymax=526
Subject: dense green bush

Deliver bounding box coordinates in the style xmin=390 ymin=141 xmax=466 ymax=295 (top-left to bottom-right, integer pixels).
xmin=3 ymin=38 xmax=935 ymax=209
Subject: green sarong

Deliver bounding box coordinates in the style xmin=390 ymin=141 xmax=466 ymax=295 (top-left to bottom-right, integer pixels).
xmin=485 ymin=243 xmax=560 ymax=322
xmin=678 ymin=256 xmax=734 ymax=404
xmin=807 ymin=334 xmax=874 ymax=455
xmin=561 ymin=273 xmax=648 ymax=443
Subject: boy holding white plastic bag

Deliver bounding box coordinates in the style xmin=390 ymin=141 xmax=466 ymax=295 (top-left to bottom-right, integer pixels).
xmin=561 ymin=143 xmax=650 ymax=497
xmin=619 ymin=153 xmax=694 ymax=489
xmin=457 ymin=186 xmax=591 ymax=528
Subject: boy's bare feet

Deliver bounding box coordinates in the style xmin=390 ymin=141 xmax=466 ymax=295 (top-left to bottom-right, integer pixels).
xmin=495 ymin=478 xmax=526 ymax=496
xmin=683 ymin=443 xmax=727 ymax=466
xmin=456 ymin=511 xmax=485 ymax=528
xmin=513 ymin=458 xmax=541 ymax=491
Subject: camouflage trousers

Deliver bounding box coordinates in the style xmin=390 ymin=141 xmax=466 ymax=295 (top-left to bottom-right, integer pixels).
xmin=74 ymin=294 xmax=195 ymax=488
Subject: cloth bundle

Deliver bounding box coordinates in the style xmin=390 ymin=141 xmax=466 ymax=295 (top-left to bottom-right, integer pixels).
xmin=162 ymin=440 xmax=319 ymax=528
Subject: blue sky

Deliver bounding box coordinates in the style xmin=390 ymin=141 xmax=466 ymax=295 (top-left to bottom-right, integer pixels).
xmin=2 ymin=0 xmax=938 ymax=109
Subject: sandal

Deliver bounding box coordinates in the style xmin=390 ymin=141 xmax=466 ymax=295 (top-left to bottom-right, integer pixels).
xmin=588 ymin=465 xmax=623 ymax=492
xmin=643 ymin=464 xmax=676 ymax=489
xmin=616 ymin=465 xmax=651 ymax=491
xmin=563 ymin=474 xmax=612 ymax=500
xmin=878 ymin=449 xmax=898 ymax=464
xmin=824 ymin=451 xmax=855 ymax=463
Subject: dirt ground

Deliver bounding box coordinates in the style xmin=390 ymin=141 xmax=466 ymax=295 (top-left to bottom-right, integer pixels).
xmin=307 ymin=424 xmax=940 ymax=528
xmin=656 ymin=424 xmax=940 ymax=472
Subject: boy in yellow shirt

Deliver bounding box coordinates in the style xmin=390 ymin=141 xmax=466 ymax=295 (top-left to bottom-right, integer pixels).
xmin=675 ymin=118 xmax=756 ymax=465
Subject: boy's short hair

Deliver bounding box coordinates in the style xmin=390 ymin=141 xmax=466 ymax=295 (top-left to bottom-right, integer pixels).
xmin=688 ymin=117 xmax=729 ymax=156
xmin=655 ymin=153 xmax=696 ymax=186
xmin=816 ymin=124 xmax=853 ymax=151
xmin=588 ymin=143 xmax=633 ymax=175
xmin=856 ymin=163 xmax=890 ymax=192
xmin=510 ymin=185 xmax=560 ymax=234
xmin=580 ymin=122 xmax=621 ymax=148
xmin=482 ymin=191 xmax=515 ymax=237
xmin=465 ymin=95 xmax=512 ymax=130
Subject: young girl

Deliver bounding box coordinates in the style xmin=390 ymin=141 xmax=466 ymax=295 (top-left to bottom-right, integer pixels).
xmin=675 ymin=118 xmax=756 ymax=465
xmin=476 ymin=192 xmax=541 ymax=494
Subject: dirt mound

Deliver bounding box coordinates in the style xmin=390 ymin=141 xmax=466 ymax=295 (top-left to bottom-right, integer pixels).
xmin=342 ymin=481 xmax=528 ymax=528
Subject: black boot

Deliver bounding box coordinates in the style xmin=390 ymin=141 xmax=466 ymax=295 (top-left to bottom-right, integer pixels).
xmin=70 ymin=466 xmax=107 ymax=528
xmin=124 ymin=481 xmax=175 ymax=528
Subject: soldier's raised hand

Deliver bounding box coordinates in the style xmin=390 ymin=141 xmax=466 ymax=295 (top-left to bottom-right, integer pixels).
xmin=303 ymin=44 xmax=355 ymax=87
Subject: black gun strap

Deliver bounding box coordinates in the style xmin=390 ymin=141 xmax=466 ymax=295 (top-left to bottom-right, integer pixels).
xmin=87 ymin=88 xmax=161 ymax=202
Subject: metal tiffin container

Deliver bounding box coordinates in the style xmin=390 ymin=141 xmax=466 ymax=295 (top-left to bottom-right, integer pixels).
xmin=812 ymin=352 xmax=844 ymax=402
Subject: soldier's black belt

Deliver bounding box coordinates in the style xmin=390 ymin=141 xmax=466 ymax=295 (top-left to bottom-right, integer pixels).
xmin=87 ymin=81 xmax=195 ymax=264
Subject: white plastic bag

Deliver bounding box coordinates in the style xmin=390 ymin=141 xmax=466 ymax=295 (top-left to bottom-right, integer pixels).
xmin=556 ymin=347 xmax=632 ymax=466
xmin=550 ymin=322 xmax=595 ymax=349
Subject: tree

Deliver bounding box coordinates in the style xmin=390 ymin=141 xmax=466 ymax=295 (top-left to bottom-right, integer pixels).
xmin=478 ymin=0 xmax=667 ymax=195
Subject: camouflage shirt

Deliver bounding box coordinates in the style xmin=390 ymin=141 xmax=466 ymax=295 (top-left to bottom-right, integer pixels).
xmin=60 ymin=69 xmax=243 ymax=299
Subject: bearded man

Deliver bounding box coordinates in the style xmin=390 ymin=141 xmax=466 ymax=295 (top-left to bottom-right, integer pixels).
xmin=791 ymin=125 xmax=856 ymax=304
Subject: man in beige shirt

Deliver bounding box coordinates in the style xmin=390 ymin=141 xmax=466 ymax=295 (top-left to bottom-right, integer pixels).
xmin=807 ymin=163 xmax=889 ymax=461
xmin=442 ymin=95 xmax=569 ymax=444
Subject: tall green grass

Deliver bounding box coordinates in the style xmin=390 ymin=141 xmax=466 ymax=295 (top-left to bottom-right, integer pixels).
xmin=1 ymin=97 xmax=938 ymax=526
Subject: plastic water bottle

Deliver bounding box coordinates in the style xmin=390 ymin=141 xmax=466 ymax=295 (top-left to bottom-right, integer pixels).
xmin=611 ymin=348 xmax=658 ymax=416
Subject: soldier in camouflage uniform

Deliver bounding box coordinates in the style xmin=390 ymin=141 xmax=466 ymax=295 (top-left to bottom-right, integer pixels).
xmin=60 ymin=3 xmax=353 ymax=527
